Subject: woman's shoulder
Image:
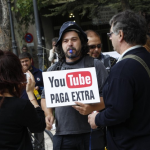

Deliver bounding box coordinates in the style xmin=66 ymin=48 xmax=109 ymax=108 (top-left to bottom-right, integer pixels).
xmin=2 ymin=97 xmax=30 ymax=110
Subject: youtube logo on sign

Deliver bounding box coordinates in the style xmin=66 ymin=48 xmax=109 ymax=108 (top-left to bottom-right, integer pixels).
xmin=66 ymin=71 xmax=92 ymax=88
xmin=43 ymin=67 xmax=100 ymax=107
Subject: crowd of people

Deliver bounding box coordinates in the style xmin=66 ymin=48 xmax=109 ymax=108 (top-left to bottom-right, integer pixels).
xmin=0 ymin=10 xmax=150 ymax=150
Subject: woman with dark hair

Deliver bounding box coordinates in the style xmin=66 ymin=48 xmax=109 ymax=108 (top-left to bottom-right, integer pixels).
xmin=0 ymin=50 xmax=46 ymax=150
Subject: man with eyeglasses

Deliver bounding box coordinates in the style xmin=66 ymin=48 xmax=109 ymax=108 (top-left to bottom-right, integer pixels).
xmin=88 ymin=10 xmax=150 ymax=150
xmin=85 ymin=30 xmax=117 ymax=74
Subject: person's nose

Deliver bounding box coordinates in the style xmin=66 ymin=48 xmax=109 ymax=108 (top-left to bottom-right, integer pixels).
xmin=68 ymin=40 xmax=73 ymax=46
xmin=22 ymin=62 xmax=27 ymax=65
xmin=109 ymin=36 xmax=112 ymax=40
xmin=95 ymin=46 xmax=99 ymax=52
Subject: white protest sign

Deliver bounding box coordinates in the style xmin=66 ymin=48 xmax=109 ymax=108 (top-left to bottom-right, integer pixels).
xmin=42 ymin=67 xmax=100 ymax=108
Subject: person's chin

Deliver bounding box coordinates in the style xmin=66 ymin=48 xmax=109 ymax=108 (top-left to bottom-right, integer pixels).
xmin=92 ymin=54 xmax=99 ymax=58
xmin=23 ymin=67 xmax=29 ymax=72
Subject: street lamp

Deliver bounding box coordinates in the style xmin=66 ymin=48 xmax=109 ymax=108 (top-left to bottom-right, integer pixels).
xmin=33 ymin=0 xmax=45 ymax=70
xmin=7 ymin=0 xmax=18 ymax=56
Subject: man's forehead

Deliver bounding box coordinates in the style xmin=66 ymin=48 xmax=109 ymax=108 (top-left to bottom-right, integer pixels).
xmin=87 ymin=36 xmax=101 ymax=44
xmin=62 ymin=31 xmax=79 ymax=39
xmin=20 ymin=57 xmax=30 ymax=61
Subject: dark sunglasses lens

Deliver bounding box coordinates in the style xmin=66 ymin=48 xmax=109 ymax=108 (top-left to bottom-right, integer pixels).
xmin=89 ymin=45 xmax=96 ymax=49
xmin=89 ymin=44 xmax=102 ymax=49
xmin=97 ymin=44 xmax=101 ymax=48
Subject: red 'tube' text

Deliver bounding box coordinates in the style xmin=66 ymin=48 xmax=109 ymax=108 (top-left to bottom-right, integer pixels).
xmin=66 ymin=71 xmax=92 ymax=88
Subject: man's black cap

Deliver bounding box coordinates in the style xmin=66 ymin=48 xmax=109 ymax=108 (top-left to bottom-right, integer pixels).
xmin=55 ymin=21 xmax=88 ymax=46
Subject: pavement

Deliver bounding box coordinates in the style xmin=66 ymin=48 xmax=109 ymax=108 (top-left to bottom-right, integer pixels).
xmin=44 ymin=125 xmax=56 ymax=150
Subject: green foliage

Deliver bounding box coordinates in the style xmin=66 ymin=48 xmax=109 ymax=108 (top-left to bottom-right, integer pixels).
xmin=130 ymin=0 xmax=150 ymax=13
xmin=13 ymin=0 xmax=150 ymax=28
xmin=12 ymin=0 xmax=52 ymax=28
xmin=44 ymin=0 xmax=111 ymax=17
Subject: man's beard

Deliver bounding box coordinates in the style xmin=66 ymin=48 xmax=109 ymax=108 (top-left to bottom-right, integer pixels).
xmin=65 ymin=47 xmax=81 ymax=59
xmin=91 ymin=52 xmax=100 ymax=58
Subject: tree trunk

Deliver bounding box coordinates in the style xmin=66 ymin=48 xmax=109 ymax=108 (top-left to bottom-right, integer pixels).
xmin=0 ymin=0 xmax=11 ymax=51
xmin=121 ymin=0 xmax=130 ymax=10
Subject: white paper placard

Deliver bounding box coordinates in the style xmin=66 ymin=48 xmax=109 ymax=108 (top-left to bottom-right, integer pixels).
xmin=42 ymin=67 xmax=100 ymax=108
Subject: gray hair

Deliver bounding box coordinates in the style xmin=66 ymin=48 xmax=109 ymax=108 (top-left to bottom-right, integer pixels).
xmin=109 ymin=10 xmax=147 ymax=45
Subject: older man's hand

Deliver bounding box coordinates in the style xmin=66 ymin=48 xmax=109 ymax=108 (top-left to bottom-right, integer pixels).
xmin=88 ymin=112 xmax=99 ymax=129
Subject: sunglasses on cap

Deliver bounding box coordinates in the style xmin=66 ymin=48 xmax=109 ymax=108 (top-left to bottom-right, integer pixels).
xmin=88 ymin=44 xmax=102 ymax=49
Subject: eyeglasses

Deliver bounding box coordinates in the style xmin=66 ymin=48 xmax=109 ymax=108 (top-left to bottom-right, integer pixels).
xmin=107 ymin=32 xmax=114 ymax=38
xmin=88 ymin=44 xmax=102 ymax=49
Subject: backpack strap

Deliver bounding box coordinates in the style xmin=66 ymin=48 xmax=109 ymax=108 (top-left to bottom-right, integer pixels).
xmin=104 ymin=56 xmax=110 ymax=68
xmin=50 ymin=55 xmax=94 ymax=71
xmin=122 ymin=54 xmax=150 ymax=78
xmin=84 ymin=55 xmax=94 ymax=68
xmin=50 ymin=61 xmax=63 ymax=71
xmin=110 ymin=56 xmax=117 ymax=67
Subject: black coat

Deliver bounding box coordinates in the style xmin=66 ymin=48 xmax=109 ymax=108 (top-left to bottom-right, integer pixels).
xmin=96 ymin=47 xmax=150 ymax=150
xmin=0 ymin=97 xmax=46 ymax=150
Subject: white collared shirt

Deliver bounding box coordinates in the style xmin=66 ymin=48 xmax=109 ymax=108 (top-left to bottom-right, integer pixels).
xmin=117 ymin=45 xmax=142 ymax=63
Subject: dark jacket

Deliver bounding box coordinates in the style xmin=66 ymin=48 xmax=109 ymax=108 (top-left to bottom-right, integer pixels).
xmin=0 ymin=97 xmax=46 ymax=150
xmin=98 ymin=53 xmax=117 ymax=73
xmin=95 ymin=47 xmax=150 ymax=150
xmin=21 ymin=66 xmax=44 ymax=100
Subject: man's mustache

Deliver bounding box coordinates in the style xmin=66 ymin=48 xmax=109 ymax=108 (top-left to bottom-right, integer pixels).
xmin=92 ymin=52 xmax=100 ymax=54
xmin=67 ymin=47 xmax=76 ymax=51
xmin=23 ymin=65 xmax=28 ymax=67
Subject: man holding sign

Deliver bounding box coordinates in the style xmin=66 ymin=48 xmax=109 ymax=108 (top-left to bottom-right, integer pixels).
xmin=41 ymin=21 xmax=108 ymax=150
